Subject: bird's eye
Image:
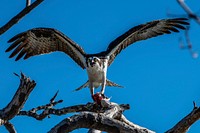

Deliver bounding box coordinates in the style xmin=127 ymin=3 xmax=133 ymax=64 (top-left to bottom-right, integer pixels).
xmin=94 ymin=58 xmax=97 ymax=62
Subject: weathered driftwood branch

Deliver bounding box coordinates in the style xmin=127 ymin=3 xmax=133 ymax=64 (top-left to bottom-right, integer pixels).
xmin=166 ymin=102 xmax=200 ymax=133
xmin=47 ymin=102 xmax=154 ymax=133
xmin=0 ymin=0 xmax=44 ymax=35
xmin=48 ymin=112 xmax=154 ymax=133
xmin=0 ymin=74 xmax=199 ymax=133
xmin=120 ymin=114 xmax=150 ymax=131
xmin=18 ymin=100 xmax=129 ymax=120
xmin=1 ymin=73 xmax=36 ymax=120
xmin=0 ymin=73 xmax=36 ymax=133
xmin=19 ymin=97 xmax=143 ymax=133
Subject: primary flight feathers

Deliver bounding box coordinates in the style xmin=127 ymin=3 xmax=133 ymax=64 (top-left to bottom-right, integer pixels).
xmin=5 ymin=18 xmax=189 ymax=98
xmin=6 ymin=18 xmax=189 ymax=67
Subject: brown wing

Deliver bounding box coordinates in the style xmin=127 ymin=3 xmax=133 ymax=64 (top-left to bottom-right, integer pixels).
xmin=106 ymin=18 xmax=189 ymax=66
xmin=6 ymin=28 xmax=86 ymax=69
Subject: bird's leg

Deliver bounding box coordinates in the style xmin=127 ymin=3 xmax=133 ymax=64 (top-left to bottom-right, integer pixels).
xmin=89 ymin=83 xmax=95 ymax=100
xmin=89 ymin=82 xmax=99 ymax=102
xmin=100 ymin=62 xmax=107 ymax=98
xmin=90 ymin=82 xmax=104 ymax=105
xmin=100 ymin=76 xmax=106 ymax=96
xmin=89 ymin=83 xmax=94 ymax=95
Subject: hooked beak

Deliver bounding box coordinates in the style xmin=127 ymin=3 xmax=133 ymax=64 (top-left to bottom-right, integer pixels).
xmin=90 ymin=61 xmax=95 ymax=67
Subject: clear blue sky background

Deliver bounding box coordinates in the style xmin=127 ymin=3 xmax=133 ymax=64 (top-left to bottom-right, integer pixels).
xmin=0 ymin=0 xmax=200 ymax=133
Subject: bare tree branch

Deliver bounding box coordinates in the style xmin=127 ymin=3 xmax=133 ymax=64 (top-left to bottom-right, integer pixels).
xmin=1 ymin=73 xmax=36 ymax=121
xmin=48 ymin=105 xmax=155 ymax=133
xmin=18 ymin=100 xmax=129 ymax=120
xmin=4 ymin=121 xmax=16 ymax=133
xmin=177 ymin=0 xmax=200 ymax=24
xmin=120 ymin=114 xmax=149 ymax=130
xmin=18 ymin=96 xmax=152 ymax=133
xmin=167 ymin=0 xmax=199 ymax=58
xmin=0 ymin=72 xmax=198 ymax=133
xmin=0 ymin=0 xmax=44 ymax=35
xmin=166 ymin=102 xmax=200 ymax=133
xmin=0 ymin=73 xmax=36 ymax=132
xmin=178 ymin=26 xmax=198 ymax=58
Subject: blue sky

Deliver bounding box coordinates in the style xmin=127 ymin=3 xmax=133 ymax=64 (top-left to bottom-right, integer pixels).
xmin=0 ymin=0 xmax=200 ymax=133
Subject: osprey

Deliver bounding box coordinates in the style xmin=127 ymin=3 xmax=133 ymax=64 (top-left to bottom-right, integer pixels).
xmin=6 ymin=18 xmax=189 ymax=101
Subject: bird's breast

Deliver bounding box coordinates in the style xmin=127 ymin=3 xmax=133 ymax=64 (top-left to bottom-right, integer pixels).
xmin=86 ymin=66 xmax=104 ymax=82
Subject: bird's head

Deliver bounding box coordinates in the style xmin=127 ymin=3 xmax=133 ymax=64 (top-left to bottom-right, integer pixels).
xmin=86 ymin=57 xmax=101 ymax=68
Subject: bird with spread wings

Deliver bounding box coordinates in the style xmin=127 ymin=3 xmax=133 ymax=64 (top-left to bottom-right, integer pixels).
xmin=6 ymin=18 xmax=189 ymax=102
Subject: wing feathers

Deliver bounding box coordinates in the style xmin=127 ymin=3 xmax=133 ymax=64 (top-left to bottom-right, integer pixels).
xmin=6 ymin=28 xmax=86 ymax=69
xmin=7 ymin=32 xmax=26 ymax=43
xmin=6 ymin=37 xmax=25 ymax=52
xmin=106 ymin=18 xmax=189 ymax=66
xmin=16 ymin=49 xmax=26 ymax=61
xmin=9 ymin=42 xmax=27 ymax=58
xmin=6 ymin=18 xmax=189 ymax=68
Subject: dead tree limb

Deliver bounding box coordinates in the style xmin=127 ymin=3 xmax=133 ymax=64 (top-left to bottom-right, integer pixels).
xmin=166 ymin=102 xmax=200 ymax=133
xmin=0 ymin=73 xmax=36 ymax=133
xmin=176 ymin=0 xmax=200 ymax=58
xmin=18 ymin=96 xmax=153 ymax=133
xmin=4 ymin=121 xmax=16 ymax=133
xmin=48 ymin=112 xmax=155 ymax=133
xmin=47 ymin=102 xmax=154 ymax=133
xmin=0 ymin=74 xmax=199 ymax=133
xmin=18 ymin=101 xmax=129 ymax=121
xmin=0 ymin=0 xmax=44 ymax=36
xmin=167 ymin=0 xmax=199 ymax=58
xmin=178 ymin=26 xmax=198 ymax=58
xmin=177 ymin=0 xmax=200 ymax=24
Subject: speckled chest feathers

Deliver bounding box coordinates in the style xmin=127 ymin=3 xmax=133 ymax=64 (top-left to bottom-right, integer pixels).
xmin=86 ymin=57 xmax=108 ymax=83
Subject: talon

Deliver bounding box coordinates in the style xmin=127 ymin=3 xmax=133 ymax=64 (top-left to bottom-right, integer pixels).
xmin=92 ymin=93 xmax=103 ymax=105
xmin=92 ymin=93 xmax=110 ymax=107
xmin=100 ymin=93 xmax=108 ymax=99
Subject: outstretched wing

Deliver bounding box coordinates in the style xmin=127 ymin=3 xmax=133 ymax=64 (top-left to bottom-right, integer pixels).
xmin=105 ymin=18 xmax=189 ymax=66
xmin=6 ymin=28 xmax=86 ymax=69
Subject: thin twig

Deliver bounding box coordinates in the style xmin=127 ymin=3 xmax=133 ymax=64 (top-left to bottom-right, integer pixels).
xmin=50 ymin=90 xmax=59 ymax=103
xmin=0 ymin=0 xmax=44 ymax=35
xmin=177 ymin=0 xmax=200 ymax=24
